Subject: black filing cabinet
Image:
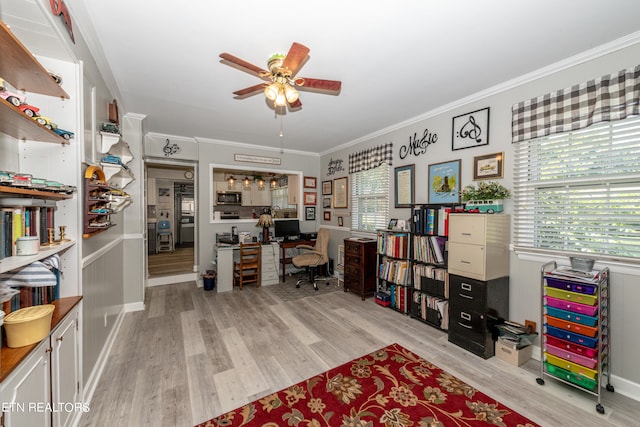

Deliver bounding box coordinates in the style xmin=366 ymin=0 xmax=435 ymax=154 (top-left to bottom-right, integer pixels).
xmin=448 ymin=274 xmax=509 ymax=358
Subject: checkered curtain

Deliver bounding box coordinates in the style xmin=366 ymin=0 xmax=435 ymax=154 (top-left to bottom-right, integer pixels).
xmin=349 ymin=142 xmax=393 ymax=174
xmin=511 ymin=64 xmax=640 ymax=143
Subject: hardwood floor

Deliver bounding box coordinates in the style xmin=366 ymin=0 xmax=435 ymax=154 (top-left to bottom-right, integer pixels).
xmin=148 ymin=246 xmax=194 ymax=276
xmin=79 ymin=280 xmax=639 ymax=427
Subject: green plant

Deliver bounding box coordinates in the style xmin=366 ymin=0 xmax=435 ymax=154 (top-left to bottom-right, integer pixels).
xmin=461 ymin=181 xmax=511 ymax=201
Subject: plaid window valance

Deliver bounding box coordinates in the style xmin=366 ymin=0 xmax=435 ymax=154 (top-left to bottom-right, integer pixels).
xmin=349 ymin=142 xmax=393 ymax=174
xmin=511 ymin=64 xmax=640 ymax=143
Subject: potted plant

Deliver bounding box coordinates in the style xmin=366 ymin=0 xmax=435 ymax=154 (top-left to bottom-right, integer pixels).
xmin=460 ymin=181 xmax=511 ymax=213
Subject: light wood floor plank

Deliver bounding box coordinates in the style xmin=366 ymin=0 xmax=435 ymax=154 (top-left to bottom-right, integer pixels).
xmin=79 ymin=280 xmax=639 ymax=427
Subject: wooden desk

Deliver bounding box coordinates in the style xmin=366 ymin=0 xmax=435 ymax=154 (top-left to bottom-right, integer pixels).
xmin=279 ymin=240 xmax=314 ymax=282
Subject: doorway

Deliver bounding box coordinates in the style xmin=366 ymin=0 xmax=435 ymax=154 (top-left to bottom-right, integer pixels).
xmin=145 ymin=161 xmax=198 ymax=285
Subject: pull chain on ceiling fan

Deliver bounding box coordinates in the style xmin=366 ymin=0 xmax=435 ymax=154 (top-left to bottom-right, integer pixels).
xmin=219 ymin=42 xmax=342 ymax=113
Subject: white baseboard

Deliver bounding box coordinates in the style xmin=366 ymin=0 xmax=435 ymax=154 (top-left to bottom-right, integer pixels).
xmin=147 ymin=272 xmax=197 ymax=287
xmin=124 ymin=301 xmax=145 ymax=312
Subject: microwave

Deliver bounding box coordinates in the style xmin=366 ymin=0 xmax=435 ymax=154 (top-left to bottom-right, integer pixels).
xmin=216 ymin=191 xmax=242 ymax=205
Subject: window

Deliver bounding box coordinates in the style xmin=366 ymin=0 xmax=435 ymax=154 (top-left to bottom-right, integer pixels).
xmin=351 ymin=164 xmax=390 ymax=232
xmin=513 ymin=116 xmax=640 ymax=261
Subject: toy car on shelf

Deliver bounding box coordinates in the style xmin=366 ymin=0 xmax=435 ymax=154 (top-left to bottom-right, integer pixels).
xmin=101 ymin=154 xmax=122 ymax=165
xmin=90 ymin=207 xmax=112 ymax=214
xmin=18 ymin=103 xmax=40 ymax=117
xmin=0 ymin=171 xmax=14 ymax=185
xmin=54 ymin=128 xmax=74 ymax=140
xmin=12 ymin=173 xmax=33 ymax=187
xmin=0 ymin=89 xmax=26 ymax=106
xmin=31 ymin=177 xmax=48 ymax=189
xmin=100 ymin=122 xmax=120 ymax=134
xmin=45 ymin=180 xmax=63 ymax=191
xmin=48 ymin=70 xmax=63 ymax=85
xmin=33 ymin=115 xmax=57 ymax=129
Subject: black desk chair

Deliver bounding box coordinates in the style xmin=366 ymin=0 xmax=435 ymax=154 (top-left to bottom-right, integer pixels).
xmin=292 ymin=228 xmax=330 ymax=290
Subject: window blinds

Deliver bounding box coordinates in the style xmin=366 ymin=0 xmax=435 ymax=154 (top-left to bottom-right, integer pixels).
xmin=351 ymin=164 xmax=390 ymax=232
xmin=513 ymin=116 xmax=640 ymax=261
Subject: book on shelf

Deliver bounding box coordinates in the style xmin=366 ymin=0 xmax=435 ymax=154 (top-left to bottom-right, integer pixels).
xmin=0 ymin=206 xmax=55 ymax=259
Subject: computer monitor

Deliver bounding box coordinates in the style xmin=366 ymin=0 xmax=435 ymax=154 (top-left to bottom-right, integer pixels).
xmin=274 ymin=219 xmax=300 ymax=241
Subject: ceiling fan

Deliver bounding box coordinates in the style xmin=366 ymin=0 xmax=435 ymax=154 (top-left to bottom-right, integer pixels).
xmin=219 ymin=42 xmax=342 ymax=113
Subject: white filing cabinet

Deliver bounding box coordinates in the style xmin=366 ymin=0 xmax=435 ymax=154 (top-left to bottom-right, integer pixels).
xmin=261 ymin=243 xmax=280 ymax=286
xmin=447 ymin=213 xmax=510 ymax=281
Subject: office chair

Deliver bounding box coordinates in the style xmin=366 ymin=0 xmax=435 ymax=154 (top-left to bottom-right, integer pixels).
xmin=156 ymin=220 xmax=174 ymax=253
xmin=292 ymin=228 xmax=330 ymax=290
xmin=233 ymin=242 xmax=261 ymax=289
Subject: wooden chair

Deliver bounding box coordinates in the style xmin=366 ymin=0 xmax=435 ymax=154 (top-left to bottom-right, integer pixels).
xmin=233 ymin=242 xmax=261 ymax=289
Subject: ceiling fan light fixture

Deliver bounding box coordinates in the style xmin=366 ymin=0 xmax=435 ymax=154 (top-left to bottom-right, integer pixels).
xmin=264 ymin=83 xmax=279 ymax=101
xmin=275 ymin=90 xmax=287 ymax=107
xmin=284 ymin=85 xmax=299 ymax=103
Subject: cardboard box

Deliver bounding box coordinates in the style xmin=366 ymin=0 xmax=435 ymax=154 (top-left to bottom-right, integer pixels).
xmin=495 ymin=339 xmax=533 ymax=366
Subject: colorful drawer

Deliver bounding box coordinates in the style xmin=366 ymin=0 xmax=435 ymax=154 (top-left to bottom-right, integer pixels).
xmin=545 ymin=335 xmax=598 ymax=359
xmin=544 ymin=352 xmax=598 ymax=380
xmin=544 ymin=362 xmax=598 ymax=392
xmin=544 ymin=287 xmax=598 ymax=306
xmin=545 ymin=315 xmax=598 ymax=337
xmin=544 ymin=305 xmax=598 ymax=326
xmin=545 ymin=343 xmax=598 ymax=369
xmin=544 ymin=324 xmax=598 ymax=348
xmin=545 ymin=277 xmax=597 ymax=295
xmin=544 ymin=296 xmax=598 ymax=316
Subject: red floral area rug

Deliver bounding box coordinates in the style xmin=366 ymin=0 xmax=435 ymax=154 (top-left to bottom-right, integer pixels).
xmin=195 ymin=343 xmax=539 ymax=427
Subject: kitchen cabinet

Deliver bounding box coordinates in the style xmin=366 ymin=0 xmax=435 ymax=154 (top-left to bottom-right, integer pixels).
xmin=0 ymin=298 xmax=82 ymax=427
xmin=287 ymin=174 xmax=300 ymax=205
xmin=242 ymin=185 xmax=271 ymax=207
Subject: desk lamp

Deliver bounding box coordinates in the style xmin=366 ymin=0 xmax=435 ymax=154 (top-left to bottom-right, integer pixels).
xmin=256 ymin=208 xmax=274 ymax=244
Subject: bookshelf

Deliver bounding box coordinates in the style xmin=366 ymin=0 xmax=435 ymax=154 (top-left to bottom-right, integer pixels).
xmin=376 ymin=229 xmax=410 ymax=313
xmin=408 ymin=204 xmax=454 ymax=330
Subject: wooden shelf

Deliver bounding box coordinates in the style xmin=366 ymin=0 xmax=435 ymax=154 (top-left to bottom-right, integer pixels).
xmin=0 ymin=240 xmax=75 ymax=274
xmin=0 ymin=21 xmax=69 ymax=99
xmin=0 ymin=186 xmax=73 ymax=200
xmin=0 ymin=99 xmax=69 ymax=144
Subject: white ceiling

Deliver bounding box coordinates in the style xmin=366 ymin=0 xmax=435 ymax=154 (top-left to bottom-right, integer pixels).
xmin=5 ymin=0 xmax=640 ymax=153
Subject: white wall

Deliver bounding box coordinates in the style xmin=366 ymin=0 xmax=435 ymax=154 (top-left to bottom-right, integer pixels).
xmin=320 ymin=41 xmax=640 ymax=396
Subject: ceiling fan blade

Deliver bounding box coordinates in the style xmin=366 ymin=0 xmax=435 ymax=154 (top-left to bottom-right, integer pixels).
xmin=281 ymin=42 xmax=310 ymax=77
xmin=288 ymin=98 xmax=302 ymax=111
xmin=219 ymin=53 xmax=270 ymax=80
xmin=296 ymin=77 xmax=342 ymax=95
xmin=233 ymin=83 xmax=267 ymax=99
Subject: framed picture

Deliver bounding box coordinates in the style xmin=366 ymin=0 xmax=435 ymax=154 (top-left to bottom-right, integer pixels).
xmin=338 ymin=216 xmax=344 ymax=226
xmin=473 ymin=152 xmax=504 ymax=180
xmin=303 ymin=192 xmax=317 ymax=205
xmin=322 ymin=196 xmax=332 ymax=208
xmin=452 ymin=107 xmax=490 ymax=151
xmin=388 ymin=218 xmax=398 ymax=230
xmin=428 ymin=160 xmax=461 ymax=204
xmin=324 ymin=211 xmax=331 ymax=221
xmin=333 ymin=177 xmax=348 ymax=209
xmin=305 ymin=206 xmax=316 ymax=221
xmin=322 ymin=180 xmax=332 ymax=195
xmin=304 ymin=176 xmax=317 ymax=188
xmin=394 ymin=164 xmax=415 ymax=208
